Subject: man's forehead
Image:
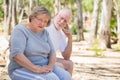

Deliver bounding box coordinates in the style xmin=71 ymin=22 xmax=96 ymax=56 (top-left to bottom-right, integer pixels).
xmin=58 ymin=13 xmax=71 ymax=22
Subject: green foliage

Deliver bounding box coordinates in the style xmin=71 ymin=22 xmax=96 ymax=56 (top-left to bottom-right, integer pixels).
xmin=113 ymin=44 xmax=120 ymax=52
xmin=83 ymin=28 xmax=88 ymax=32
xmin=95 ymin=52 xmax=105 ymax=57
xmin=0 ymin=11 xmax=4 ymax=19
xmin=0 ymin=0 xmax=3 ymax=4
xmin=0 ymin=0 xmax=3 ymax=20
xmin=38 ymin=0 xmax=55 ymax=16
xmin=90 ymin=39 xmax=106 ymax=57
xmin=71 ymin=26 xmax=88 ymax=35
xmin=82 ymin=0 xmax=94 ymax=13
xmin=117 ymin=0 xmax=120 ymax=13
xmin=71 ymin=26 xmax=77 ymax=35
xmin=110 ymin=11 xmax=117 ymax=38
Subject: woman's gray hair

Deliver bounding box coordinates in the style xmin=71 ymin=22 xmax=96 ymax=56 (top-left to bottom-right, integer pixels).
xmin=29 ymin=6 xmax=51 ymax=26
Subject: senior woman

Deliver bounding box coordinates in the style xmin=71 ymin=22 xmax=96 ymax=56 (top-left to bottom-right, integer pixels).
xmin=8 ymin=6 xmax=71 ymax=80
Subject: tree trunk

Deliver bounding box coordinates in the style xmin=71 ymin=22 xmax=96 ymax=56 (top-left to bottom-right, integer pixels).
xmin=12 ymin=0 xmax=17 ymax=29
xmin=4 ymin=0 xmax=12 ymax=36
xmin=29 ymin=0 xmax=38 ymax=15
xmin=113 ymin=0 xmax=120 ymax=44
xmin=4 ymin=0 xmax=8 ymax=36
xmin=54 ymin=0 xmax=60 ymax=15
xmin=99 ymin=0 xmax=112 ymax=48
xmin=117 ymin=15 xmax=120 ymax=44
xmin=76 ymin=0 xmax=84 ymax=41
xmin=16 ymin=0 xmax=19 ymax=13
xmin=19 ymin=0 xmax=24 ymax=23
xmin=90 ymin=0 xmax=100 ymax=43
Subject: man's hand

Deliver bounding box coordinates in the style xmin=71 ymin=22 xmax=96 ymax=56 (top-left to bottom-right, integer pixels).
xmin=62 ymin=24 xmax=72 ymax=39
xmin=63 ymin=29 xmax=72 ymax=39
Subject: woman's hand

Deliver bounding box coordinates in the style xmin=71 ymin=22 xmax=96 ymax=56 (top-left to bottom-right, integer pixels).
xmin=43 ymin=65 xmax=54 ymax=72
xmin=35 ymin=66 xmax=52 ymax=74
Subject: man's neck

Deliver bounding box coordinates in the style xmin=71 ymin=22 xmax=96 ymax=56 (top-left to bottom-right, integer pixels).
xmin=53 ymin=21 xmax=60 ymax=31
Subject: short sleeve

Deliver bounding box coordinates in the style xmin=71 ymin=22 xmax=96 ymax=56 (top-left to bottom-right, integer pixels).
xmin=9 ymin=28 xmax=27 ymax=59
xmin=59 ymin=36 xmax=67 ymax=52
xmin=59 ymin=31 xmax=67 ymax=52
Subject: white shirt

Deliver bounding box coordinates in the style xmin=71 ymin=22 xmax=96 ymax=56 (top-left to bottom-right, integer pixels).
xmin=46 ymin=23 xmax=67 ymax=52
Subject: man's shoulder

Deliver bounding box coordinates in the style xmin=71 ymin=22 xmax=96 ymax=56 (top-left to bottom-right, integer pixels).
xmin=46 ymin=24 xmax=55 ymax=33
xmin=46 ymin=24 xmax=54 ymax=29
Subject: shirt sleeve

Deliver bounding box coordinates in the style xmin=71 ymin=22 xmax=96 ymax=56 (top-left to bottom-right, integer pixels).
xmin=59 ymin=37 xmax=67 ymax=52
xmin=9 ymin=28 xmax=27 ymax=59
xmin=59 ymin=31 xmax=67 ymax=52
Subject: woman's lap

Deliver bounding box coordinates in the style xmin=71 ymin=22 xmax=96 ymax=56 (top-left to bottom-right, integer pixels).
xmin=10 ymin=65 xmax=71 ymax=80
xmin=11 ymin=68 xmax=60 ymax=80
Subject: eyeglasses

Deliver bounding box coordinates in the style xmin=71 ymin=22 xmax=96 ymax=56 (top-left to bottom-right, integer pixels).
xmin=58 ymin=15 xmax=67 ymax=23
xmin=35 ymin=17 xmax=48 ymax=24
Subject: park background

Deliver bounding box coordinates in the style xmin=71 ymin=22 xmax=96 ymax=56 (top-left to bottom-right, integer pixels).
xmin=0 ymin=0 xmax=120 ymax=80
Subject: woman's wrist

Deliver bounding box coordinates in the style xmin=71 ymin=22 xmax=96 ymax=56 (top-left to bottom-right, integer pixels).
xmin=32 ymin=65 xmax=40 ymax=73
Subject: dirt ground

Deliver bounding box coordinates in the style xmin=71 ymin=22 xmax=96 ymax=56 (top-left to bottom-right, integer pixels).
xmin=71 ymin=41 xmax=120 ymax=80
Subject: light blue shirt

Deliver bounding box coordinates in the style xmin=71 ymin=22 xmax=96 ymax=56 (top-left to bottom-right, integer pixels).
xmin=8 ymin=23 xmax=55 ymax=76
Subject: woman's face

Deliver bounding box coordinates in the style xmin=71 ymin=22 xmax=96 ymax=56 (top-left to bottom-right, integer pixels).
xmin=31 ymin=14 xmax=49 ymax=32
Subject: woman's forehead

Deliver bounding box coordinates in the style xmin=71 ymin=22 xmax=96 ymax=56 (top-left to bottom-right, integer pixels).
xmin=37 ymin=14 xmax=50 ymax=18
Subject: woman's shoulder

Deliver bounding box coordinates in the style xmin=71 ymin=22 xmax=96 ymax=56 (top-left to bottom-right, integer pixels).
xmin=11 ymin=23 xmax=29 ymax=37
xmin=15 ymin=23 xmax=26 ymax=30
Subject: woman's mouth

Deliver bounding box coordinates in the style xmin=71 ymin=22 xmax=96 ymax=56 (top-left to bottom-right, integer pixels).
xmin=38 ymin=26 xmax=43 ymax=28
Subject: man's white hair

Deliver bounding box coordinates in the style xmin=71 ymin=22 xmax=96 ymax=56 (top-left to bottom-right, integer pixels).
xmin=58 ymin=8 xmax=72 ymax=21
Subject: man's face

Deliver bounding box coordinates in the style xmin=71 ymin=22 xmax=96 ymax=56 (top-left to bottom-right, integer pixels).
xmin=55 ymin=14 xmax=70 ymax=30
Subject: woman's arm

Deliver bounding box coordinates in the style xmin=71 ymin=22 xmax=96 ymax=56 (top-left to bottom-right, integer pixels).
xmin=47 ymin=53 xmax=56 ymax=71
xmin=48 ymin=53 xmax=56 ymax=66
xmin=13 ymin=53 xmax=50 ymax=74
xmin=13 ymin=53 xmax=39 ymax=73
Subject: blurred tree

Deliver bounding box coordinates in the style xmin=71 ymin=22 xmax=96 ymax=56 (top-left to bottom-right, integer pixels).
xmin=54 ymin=0 xmax=60 ymax=14
xmin=82 ymin=0 xmax=94 ymax=13
xmin=76 ymin=0 xmax=84 ymax=41
xmin=29 ymin=0 xmax=38 ymax=13
xmin=0 ymin=0 xmax=3 ymax=21
xmin=99 ymin=0 xmax=112 ymax=48
xmin=90 ymin=0 xmax=101 ymax=43
xmin=4 ymin=0 xmax=18 ymax=36
xmin=38 ymin=0 xmax=55 ymax=16
xmin=18 ymin=0 xmax=25 ymax=23
xmin=4 ymin=0 xmax=12 ymax=36
xmin=12 ymin=0 xmax=17 ymax=29
xmin=113 ymin=0 xmax=120 ymax=44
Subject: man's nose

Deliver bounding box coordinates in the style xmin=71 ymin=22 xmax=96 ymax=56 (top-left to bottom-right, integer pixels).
xmin=61 ymin=19 xmax=65 ymax=23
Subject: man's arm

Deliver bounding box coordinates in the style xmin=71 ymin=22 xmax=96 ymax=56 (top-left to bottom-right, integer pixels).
xmin=62 ymin=29 xmax=72 ymax=60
